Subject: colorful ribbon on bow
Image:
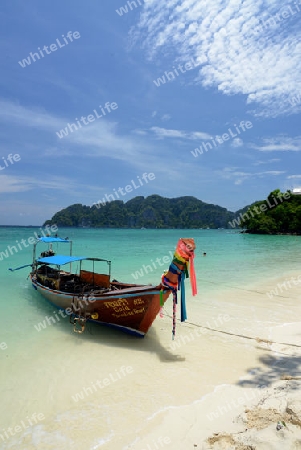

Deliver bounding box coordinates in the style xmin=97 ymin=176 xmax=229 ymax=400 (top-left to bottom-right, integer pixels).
xmin=161 ymin=238 xmax=197 ymax=339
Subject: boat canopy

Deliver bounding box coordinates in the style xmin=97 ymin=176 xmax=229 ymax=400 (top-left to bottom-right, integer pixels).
xmin=37 ymin=255 xmax=87 ymax=265
xmin=37 ymin=255 xmax=111 ymax=266
xmin=37 ymin=237 xmax=70 ymax=243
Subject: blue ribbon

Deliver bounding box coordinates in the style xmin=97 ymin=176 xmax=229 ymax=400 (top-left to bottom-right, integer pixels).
xmin=170 ymin=263 xmax=187 ymax=322
xmin=180 ymin=271 xmax=187 ymax=322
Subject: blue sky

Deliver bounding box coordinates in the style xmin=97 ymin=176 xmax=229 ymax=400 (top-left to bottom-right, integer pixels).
xmin=0 ymin=0 xmax=301 ymax=225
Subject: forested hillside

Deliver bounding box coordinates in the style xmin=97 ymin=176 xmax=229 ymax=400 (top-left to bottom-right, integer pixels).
xmin=43 ymin=195 xmax=236 ymax=229
xmin=239 ymin=189 xmax=301 ymax=234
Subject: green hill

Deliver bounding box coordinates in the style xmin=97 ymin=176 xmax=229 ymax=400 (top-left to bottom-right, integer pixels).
xmin=43 ymin=195 xmax=236 ymax=229
xmin=236 ymin=189 xmax=301 ymax=234
xmin=44 ymin=190 xmax=301 ymax=232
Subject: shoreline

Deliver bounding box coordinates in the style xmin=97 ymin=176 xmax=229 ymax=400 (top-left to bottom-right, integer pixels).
xmin=2 ymin=266 xmax=301 ymax=449
xmin=123 ymin=378 xmax=301 ymax=450
xmin=241 ymin=229 xmax=301 ymax=236
xmin=116 ymin=271 xmax=301 ymax=450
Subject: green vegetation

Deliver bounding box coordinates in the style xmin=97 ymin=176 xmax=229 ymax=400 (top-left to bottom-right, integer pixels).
xmin=43 ymin=195 xmax=235 ymax=229
xmin=239 ymin=189 xmax=301 ymax=234
xmin=43 ymin=190 xmax=301 ymax=233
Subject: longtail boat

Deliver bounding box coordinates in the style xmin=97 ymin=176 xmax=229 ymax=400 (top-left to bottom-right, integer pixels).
xmin=10 ymin=237 xmax=197 ymax=338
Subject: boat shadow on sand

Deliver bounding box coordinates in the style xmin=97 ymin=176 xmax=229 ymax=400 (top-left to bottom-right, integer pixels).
xmin=27 ymin=285 xmax=185 ymax=363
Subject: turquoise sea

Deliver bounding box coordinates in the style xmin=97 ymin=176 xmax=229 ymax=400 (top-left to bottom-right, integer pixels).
xmin=1 ymin=227 xmax=301 ymax=449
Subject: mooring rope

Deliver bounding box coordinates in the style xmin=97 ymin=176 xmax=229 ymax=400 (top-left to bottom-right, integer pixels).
xmin=201 ymin=279 xmax=291 ymax=299
xmin=162 ymin=309 xmax=301 ymax=349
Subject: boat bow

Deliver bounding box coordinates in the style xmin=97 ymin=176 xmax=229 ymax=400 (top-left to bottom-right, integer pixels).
xmin=161 ymin=238 xmax=197 ymax=339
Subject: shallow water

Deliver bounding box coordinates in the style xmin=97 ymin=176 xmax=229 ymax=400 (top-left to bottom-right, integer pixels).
xmin=1 ymin=228 xmax=301 ymax=449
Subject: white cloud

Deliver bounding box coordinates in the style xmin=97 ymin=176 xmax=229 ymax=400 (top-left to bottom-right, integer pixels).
xmin=191 ymin=131 xmax=212 ymax=140
xmin=223 ymin=167 xmax=239 ymax=172
xmin=0 ymin=99 xmax=63 ymax=130
xmin=150 ymin=126 xmax=185 ymax=138
xmin=252 ymin=136 xmax=301 ymax=151
xmin=231 ymin=138 xmax=243 ymax=148
xmin=0 ymin=174 xmax=106 ymax=196
xmin=150 ymin=126 xmax=211 ymax=139
xmin=132 ymin=129 xmax=148 ymax=135
xmin=0 ymin=99 xmax=213 ymax=187
xmin=0 ymin=174 xmax=32 ymax=194
xmin=253 ymin=158 xmax=280 ymax=165
xmin=0 ymin=99 xmax=169 ymax=174
xmin=287 ymin=174 xmax=301 ymax=179
xmin=218 ymin=167 xmax=285 ymax=185
xmin=132 ymin=0 xmax=301 ymax=117
xmin=0 ymin=175 xmax=54 ymax=194
xmin=261 ymin=171 xmax=285 ymax=176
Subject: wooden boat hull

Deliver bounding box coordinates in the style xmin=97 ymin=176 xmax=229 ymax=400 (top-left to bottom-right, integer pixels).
xmin=31 ymin=277 xmax=171 ymax=337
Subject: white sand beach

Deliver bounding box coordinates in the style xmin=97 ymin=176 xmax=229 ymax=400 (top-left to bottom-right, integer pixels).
xmin=116 ymin=271 xmax=301 ymax=450
xmin=1 ymin=269 xmax=301 ymax=450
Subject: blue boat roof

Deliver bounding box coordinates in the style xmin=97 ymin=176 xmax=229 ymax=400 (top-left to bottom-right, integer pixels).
xmin=38 ymin=237 xmax=70 ymax=243
xmin=37 ymin=255 xmax=87 ymax=265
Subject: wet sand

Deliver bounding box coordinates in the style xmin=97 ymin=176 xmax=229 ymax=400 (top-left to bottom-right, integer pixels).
xmin=1 ymin=270 xmax=301 ymax=449
xmin=117 ymin=270 xmax=301 ymax=450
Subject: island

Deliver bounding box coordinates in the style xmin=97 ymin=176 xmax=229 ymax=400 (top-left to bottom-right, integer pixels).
xmin=43 ymin=190 xmax=301 ymax=233
xmin=239 ymin=189 xmax=301 ymax=234
xmin=43 ymin=195 xmax=236 ymax=229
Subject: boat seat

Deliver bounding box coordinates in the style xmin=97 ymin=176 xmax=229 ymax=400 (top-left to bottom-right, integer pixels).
xmin=79 ymin=270 xmax=110 ymax=288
